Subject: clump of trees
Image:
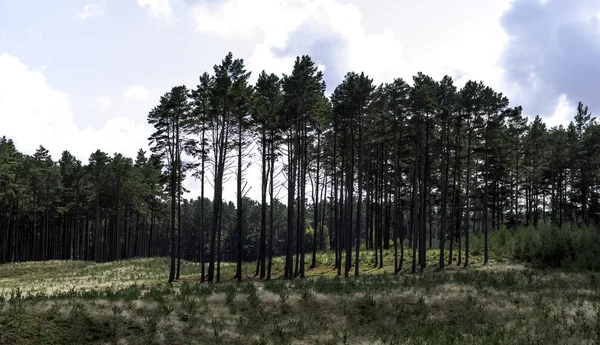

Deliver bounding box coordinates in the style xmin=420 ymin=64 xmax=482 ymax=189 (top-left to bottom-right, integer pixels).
xmin=0 ymin=142 xmax=168 ymax=263
xmin=2 ymin=52 xmax=600 ymax=282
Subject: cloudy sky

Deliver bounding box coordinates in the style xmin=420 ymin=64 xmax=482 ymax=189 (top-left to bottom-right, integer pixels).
xmin=1 ymin=0 xmax=599 ymax=200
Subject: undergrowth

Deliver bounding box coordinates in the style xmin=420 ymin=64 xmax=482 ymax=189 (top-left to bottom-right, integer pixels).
xmin=471 ymin=222 xmax=600 ymax=270
xmin=1 ymin=223 xmax=600 ymax=344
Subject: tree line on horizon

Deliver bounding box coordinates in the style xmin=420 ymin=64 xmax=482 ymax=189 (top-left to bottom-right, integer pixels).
xmin=1 ymin=52 xmax=600 ymax=282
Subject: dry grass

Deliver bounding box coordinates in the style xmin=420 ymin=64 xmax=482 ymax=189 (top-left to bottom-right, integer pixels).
xmin=1 ymin=252 xmax=600 ymax=344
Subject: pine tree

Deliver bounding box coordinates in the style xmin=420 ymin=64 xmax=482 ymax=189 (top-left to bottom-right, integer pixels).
xmin=206 ymin=53 xmax=247 ymax=283
xmin=252 ymin=71 xmax=282 ymax=279
xmin=281 ymin=55 xmax=326 ymax=279
xmin=148 ymin=86 xmax=191 ymax=283
xmin=189 ymin=72 xmax=213 ymax=282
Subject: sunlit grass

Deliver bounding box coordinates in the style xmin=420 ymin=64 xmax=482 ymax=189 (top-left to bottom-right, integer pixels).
xmin=0 ymin=246 xmax=498 ymax=298
xmin=2 ymin=244 xmax=600 ymax=344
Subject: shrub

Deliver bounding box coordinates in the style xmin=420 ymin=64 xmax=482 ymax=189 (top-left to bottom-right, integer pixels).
xmin=492 ymin=223 xmax=600 ymax=270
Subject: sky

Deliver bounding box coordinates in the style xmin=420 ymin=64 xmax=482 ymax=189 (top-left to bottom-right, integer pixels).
xmin=1 ymin=0 xmax=600 ymax=201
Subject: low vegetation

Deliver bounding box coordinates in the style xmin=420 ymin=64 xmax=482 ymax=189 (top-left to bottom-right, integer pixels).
xmin=2 ymin=229 xmax=600 ymax=345
xmin=472 ymin=222 xmax=600 ymax=270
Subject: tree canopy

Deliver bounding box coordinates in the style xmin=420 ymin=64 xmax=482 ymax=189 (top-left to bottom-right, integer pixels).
xmin=1 ymin=52 xmax=599 ymax=282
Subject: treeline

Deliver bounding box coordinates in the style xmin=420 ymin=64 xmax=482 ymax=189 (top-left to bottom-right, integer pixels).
xmin=0 ymin=139 xmax=294 ymax=272
xmin=2 ymin=52 xmax=600 ymax=282
xmin=0 ymin=144 xmax=169 ymax=263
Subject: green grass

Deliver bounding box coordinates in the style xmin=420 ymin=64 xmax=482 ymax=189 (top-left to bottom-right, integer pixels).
xmin=1 ymin=245 xmax=600 ymax=344
xmin=0 ymin=244 xmax=498 ymax=298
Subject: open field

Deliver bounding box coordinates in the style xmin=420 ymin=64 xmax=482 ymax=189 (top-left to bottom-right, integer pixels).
xmin=1 ymin=250 xmax=600 ymax=345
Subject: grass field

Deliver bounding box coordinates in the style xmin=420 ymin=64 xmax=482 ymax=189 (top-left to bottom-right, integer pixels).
xmin=1 ymin=249 xmax=600 ymax=344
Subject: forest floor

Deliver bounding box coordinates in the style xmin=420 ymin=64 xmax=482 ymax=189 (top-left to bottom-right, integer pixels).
xmin=1 ymin=250 xmax=600 ymax=344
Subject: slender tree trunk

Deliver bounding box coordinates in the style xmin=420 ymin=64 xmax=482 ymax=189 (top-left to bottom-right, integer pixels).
xmin=208 ymin=179 xmax=221 ymax=282
xmin=286 ymin=132 xmax=296 ymax=279
xmin=267 ymin=138 xmax=276 ymax=280
xmin=393 ymin=157 xmax=399 ymax=275
xmin=216 ymin=207 xmax=223 ymax=283
xmin=366 ymin=159 xmax=372 ymax=251
xmin=378 ymin=142 xmax=384 ymax=268
xmin=199 ymin=119 xmax=207 ymax=282
xmin=311 ymin=133 xmax=321 ymax=268
xmin=399 ymin=205 xmax=405 ymax=272
xmin=134 ymin=212 xmax=140 ymax=257
xmin=258 ymin=129 xmax=268 ymax=278
xmin=169 ymin=117 xmax=179 ymax=283
xmin=440 ymin=119 xmax=449 ymax=269
xmin=176 ymin=170 xmax=182 ymax=279
xmin=294 ymin=154 xmax=301 ymax=277
xmin=208 ymin=119 xmax=228 ymax=283
xmin=344 ymin=127 xmax=354 ymax=277
xmin=355 ymin=124 xmax=362 ymax=277
xmin=320 ymin=174 xmax=327 ymax=252
xmin=411 ymin=162 xmax=418 ymax=274
xmin=464 ymin=127 xmax=473 ymax=268
xmin=235 ymin=122 xmax=244 ymax=281
xmin=337 ymin=158 xmax=344 ymax=277
xmin=452 ymin=117 xmax=462 ymax=266
xmin=421 ymin=113 xmax=430 ymax=271
xmin=483 ymin=115 xmax=489 ymax=264
xmin=299 ymin=125 xmax=308 ymax=278
xmin=168 ymin=157 xmax=177 ymax=282
xmin=332 ymin=134 xmax=339 ymax=271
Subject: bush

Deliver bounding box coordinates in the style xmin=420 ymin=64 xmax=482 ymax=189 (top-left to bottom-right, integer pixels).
xmin=493 ymin=223 xmax=600 ymax=270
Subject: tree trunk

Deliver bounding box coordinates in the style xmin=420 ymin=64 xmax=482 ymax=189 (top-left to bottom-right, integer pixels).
xmin=439 ymin=119 xmax=449 ymax=269
xmin=267 ymin=137 xmax=276 ymax=280
xmin=311 ymin=133 xmax=321 ymax=268
xmin=285 ymin=132 xmax=296 ymax=279
xmin=464 ymin=127 xmax=473 ymax=268
xmin=258 ymin=128 xmax=268 ymax=278
xmin=235 ymin=121 xmax=244 ymax=281
xmin=355 ymin=123 xmax=362 ymax=277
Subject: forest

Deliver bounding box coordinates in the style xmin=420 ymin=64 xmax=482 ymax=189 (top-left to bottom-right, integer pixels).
xmin=2 ymin=52 xmax=600 ymax=281
xmin=4 ymin=51 xmax=600 ymax=344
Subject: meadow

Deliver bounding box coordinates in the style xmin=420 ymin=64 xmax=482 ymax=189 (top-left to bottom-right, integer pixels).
xmin=2 ymin=228 xmax=600 ymax=344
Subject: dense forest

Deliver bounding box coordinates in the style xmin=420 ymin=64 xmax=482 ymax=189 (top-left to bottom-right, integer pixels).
xmin=1 ymin=52 xmax=599 ymax=282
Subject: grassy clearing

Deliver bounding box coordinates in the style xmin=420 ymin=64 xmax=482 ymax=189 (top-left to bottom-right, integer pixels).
xmin=1 ymin=246 xmax=600 ymax=344
xmin=0 ymin=245 xmax=497 ymax=297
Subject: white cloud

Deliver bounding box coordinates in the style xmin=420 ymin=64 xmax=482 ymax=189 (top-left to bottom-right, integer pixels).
xmin=433 ymin=22 xmax=508 ymax=90
xmin=76 ymin=3 xmax=106 ymax=20
xmin=545 ymin=94 xmax=574 ymax=128
xmin=189 ymin=0 xmax=512 ymax=92
xmin=0 ymin=53 xmax=150 ymax=161
xmin=123 ymin=85 xmax=150 ymax=100
xmin=499 ymin=0 xmax=600 ymax=121
xmin=186 ymin=0 xmax=512 ymax=203
xmin=137 ymin=0 xmax=172 ymax=19
xmin=92 ymin=96 xmax=111 ymax=109
xmin=191 ymin=0 xmax=403 ymax=83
